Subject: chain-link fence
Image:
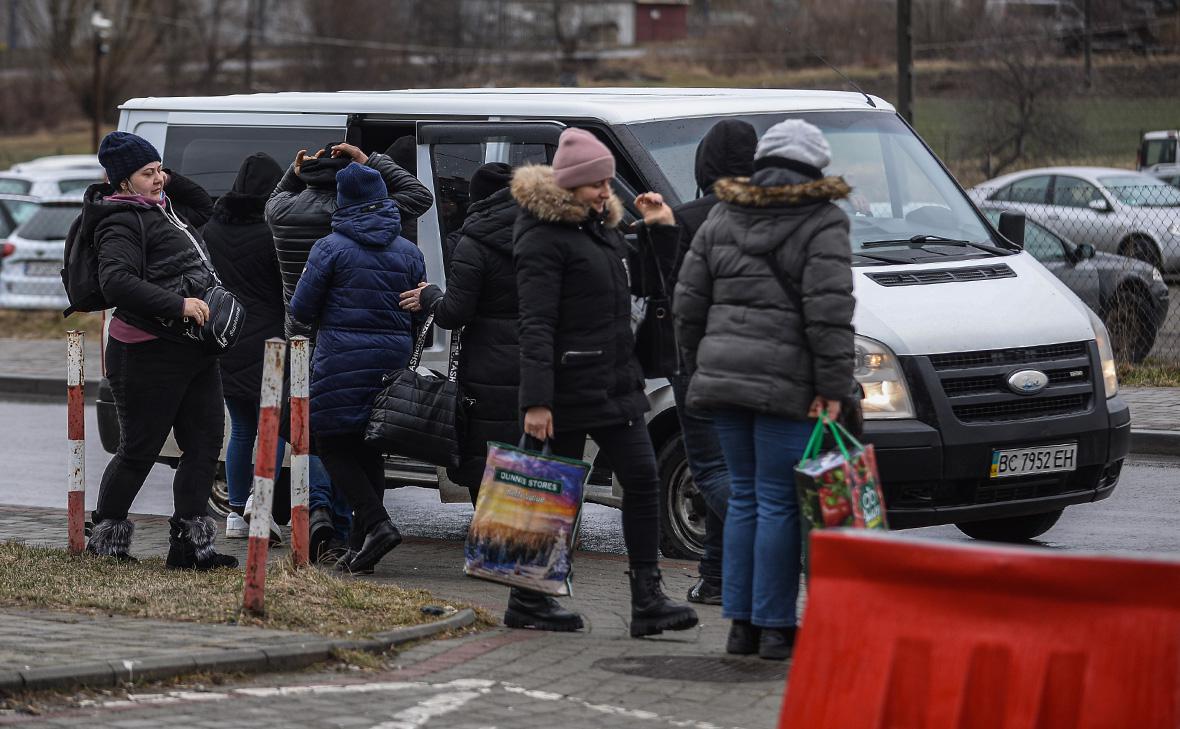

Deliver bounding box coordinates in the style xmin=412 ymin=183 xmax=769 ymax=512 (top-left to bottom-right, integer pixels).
xmin=971 ymin=176 xmax=1178 ymax=367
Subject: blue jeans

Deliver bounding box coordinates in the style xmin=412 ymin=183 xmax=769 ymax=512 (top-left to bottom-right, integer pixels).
xmin=308 ymin=454 xmax=352 ymax=542
xmin=224 ymin=396 xmax=286 ymax=509
xmin=669 ymin=375 xmax=730 ymax=581
xmin=713 ymin=410 xmax=813 ymax=628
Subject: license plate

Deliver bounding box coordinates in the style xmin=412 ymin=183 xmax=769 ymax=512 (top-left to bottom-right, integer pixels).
xmin=24 ymin=260 xmax=60 ymax=277
xmin=990 ymin=444 xmax=1077 ymax=479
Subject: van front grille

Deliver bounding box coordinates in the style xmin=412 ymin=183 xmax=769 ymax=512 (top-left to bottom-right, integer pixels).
xmin=952 ymin=394 xmax=1091 ymax=423
xmin=929 ymin=342 xmax=1087 ymax=370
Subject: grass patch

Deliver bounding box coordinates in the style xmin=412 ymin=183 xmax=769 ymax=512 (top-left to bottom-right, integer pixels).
xmin=0 ymin=541 xmax=463 ymax=638
xmin=1118 ymin=359 xmax=1180 ymax=388
xmin=0 ymin=121 xmax=109 ymax=170
xmin=0 ymin=310 xmax=102 ymax=340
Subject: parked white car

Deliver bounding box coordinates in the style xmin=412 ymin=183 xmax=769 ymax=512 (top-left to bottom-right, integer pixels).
xmin=0 ymin=199 xmax=80 ymax=309
xmin=971 ymin=166 xmax=1180 ymax=272
xmin=10 ymin=154 xmax=103 ymax=174
xmin=0 ymin=162 xmax=103 ymax=199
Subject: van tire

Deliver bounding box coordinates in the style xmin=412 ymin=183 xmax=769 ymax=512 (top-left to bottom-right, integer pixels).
xmin=656 ymin=433 xmax=707 ymax=561
xmin=955 ymin=509 xmax=1064 ymax=542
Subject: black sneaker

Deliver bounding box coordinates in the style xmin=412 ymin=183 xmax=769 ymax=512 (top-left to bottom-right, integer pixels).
xmin=686 ymin=577 xmax=723 ymax=605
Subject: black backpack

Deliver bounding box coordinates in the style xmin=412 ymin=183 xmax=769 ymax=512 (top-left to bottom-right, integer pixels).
xmin=60 ymin=208 xmax=144 ymax=317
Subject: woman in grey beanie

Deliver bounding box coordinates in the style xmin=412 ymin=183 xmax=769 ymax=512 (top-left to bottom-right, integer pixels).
xmin=674 ymin=119 xmax=856 ymax=660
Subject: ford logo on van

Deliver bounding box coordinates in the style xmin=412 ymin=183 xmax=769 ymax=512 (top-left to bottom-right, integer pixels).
xmin=1008 ymin=369 xmax=1049 ymax=395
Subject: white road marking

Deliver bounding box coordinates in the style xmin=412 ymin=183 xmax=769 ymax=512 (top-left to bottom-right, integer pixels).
xmin=367 ymin=689 xmax=489 ymax=729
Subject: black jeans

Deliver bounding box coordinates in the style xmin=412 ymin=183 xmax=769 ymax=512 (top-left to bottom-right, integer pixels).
xmin=95 ymin=337 xmax=224 ymax=522
xmin=551 ymin=419 xmax=660 ymax=568
xmin=317 ymin=433 xmax=388 ymax=534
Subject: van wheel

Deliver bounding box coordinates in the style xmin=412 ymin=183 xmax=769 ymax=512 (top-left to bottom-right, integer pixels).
xmin=207 ymin=463 xmax=232 ymax=519
xmin=1106 ymin=287 xmax=1157 ymax=363
xmin=657 ymin=433 xmax=707 ymax=560
xmin=955 ymin=509 xmax=1064 ymax=542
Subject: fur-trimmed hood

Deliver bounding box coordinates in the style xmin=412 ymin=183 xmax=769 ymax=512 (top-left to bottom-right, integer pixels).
xmin=714 ymin=175 xmax=851 ymax=208
xmin=511 ymin=164 xmax=623 ymax=228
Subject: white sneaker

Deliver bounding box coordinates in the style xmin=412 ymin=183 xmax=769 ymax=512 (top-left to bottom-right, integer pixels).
xmin=241 ymin=494 xmax=284 ymax=546
xmin=225 ymin=511 xmax=249 ymax=539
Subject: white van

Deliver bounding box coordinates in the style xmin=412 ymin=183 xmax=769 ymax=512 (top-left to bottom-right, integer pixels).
xmin=96 ymin=88 xmax=1130 ymax=555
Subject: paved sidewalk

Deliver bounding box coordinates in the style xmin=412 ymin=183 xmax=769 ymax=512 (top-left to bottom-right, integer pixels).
xmin=0 ymin=506 xmax=785 ymax=728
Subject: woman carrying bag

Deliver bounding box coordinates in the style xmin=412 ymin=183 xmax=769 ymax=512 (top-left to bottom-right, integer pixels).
xmin=290 ymin=162 xmax=427 ymax=575
xmin=673 ymin=119 xmax=856 ymax=660
xmin=512 ymin=128 xmax=698 ymax=639
xmin=82 ymin=131 xmax=237 ymax=569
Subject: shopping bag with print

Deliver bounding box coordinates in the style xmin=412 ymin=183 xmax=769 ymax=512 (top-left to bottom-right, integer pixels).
xmin=463 ymin=439 xmax=590 ymax=596
xmin=795 ymin=419 xmax=887 ymax=531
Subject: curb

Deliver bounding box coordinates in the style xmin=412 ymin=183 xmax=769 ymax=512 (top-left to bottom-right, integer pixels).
xmin=1129 ymin=429 xmax=1180 ymax=457
xmin=0 ymin=375 xmax=97 ymax=402
xmin=0 ymin=608 xmax=477 ymax=695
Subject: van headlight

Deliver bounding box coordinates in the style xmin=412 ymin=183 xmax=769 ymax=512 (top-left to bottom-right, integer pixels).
xmin=1088 ymin=309 xmax=1119 ymax=399
xmin=855 ymin=336 xmax=915 ymax=419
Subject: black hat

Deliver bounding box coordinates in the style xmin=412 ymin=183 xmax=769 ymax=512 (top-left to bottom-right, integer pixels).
xmin=98 ymin=131 xmax=161 ymax=187
xmin=385 ymin=136 xmax=417 ymax=174
xmin=468 ymin=162 xmax=513 ymax=205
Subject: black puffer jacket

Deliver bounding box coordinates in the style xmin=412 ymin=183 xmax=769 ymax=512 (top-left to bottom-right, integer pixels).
xmin=418 ymin=188 xmax=520 ymax=488
xmin=265 ymin=152 xmax=433 ymax=337
xmin=674 ymin=168 xmax=856 ymax=419
xmin=79 ymin=172 xmax=216 ymax=342
xmin=512 ymin=165 xmax=649 ymax=433
xmin=203 ymin=153 xmax=285 ymax=401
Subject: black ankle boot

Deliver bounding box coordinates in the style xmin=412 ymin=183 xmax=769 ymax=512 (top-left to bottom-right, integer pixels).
xmin=687 ymin=576 xmax=722 ymax=605
xmin=166 ymin=516 xmax=239 ymax=570
xmin=726 ymin=620 xmax=761 ymax=655
xmin=503 ymin=588 xmax=584 ymax=632
xmin=309 ymin=507 xmax=335 ymax=561
xmin=347 ymin=519 xmax=401 ymax=574
xmin=759 ymin=626 xmax=797 ymax=661
xmin=627 ymin=565 xmax=699 ymax=638
xmin=85 ymin=518 xmax=136 ymax=562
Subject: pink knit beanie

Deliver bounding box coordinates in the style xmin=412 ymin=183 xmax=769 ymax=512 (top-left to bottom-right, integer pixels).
xmin=552 ymin=128 xmax=616 ymax=189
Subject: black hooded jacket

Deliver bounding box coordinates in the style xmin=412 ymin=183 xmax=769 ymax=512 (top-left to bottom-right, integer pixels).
xmin=265 ymin=151 xmax=433 ymax=337
xmin=418 ymin=188 xmax=521 ymax=488
xmin=203 ymin=153 xmax=285 ymax=400
xmin=672 ymin=119 xmax=757 ymax=265
xmin=79 ymin=171 xmax=215 ymax=343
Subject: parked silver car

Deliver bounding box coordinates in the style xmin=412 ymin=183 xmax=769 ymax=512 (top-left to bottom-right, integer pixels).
xmin=971 ymin=167 xmax=1180 ymax=272
xmin=0 ymin=199 xmax=80 ymax=309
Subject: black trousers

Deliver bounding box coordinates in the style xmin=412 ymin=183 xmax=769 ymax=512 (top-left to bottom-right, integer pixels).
xmin=95 ymin=338 xmax=224 ymax=522
xmin=318 ymin=433 xmax=388 ymax=534
xmin=551 ymin=419 xmax=660 ymax=568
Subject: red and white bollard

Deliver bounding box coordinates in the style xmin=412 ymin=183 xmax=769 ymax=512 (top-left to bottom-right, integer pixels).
xmin=243 ymin=338 xmax=286 ymax=615
xmin=66 ymin=331 xmax=86 ymax=555
xmin=289 ymin=335 xmax=310 ymax=567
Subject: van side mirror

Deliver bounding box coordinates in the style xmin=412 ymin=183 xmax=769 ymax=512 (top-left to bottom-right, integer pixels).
xmin=998 ymin=211 xmax=1025 ymax=249
xmin=1088 ymin=199 xmax=1111 ymax=213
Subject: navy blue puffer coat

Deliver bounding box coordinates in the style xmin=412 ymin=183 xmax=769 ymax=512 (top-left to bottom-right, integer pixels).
xmin=290 ymin=198 xmax=426 ymax=437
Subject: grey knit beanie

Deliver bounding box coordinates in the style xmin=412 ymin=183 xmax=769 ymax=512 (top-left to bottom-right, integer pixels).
xmin=755 ymin=119 xmax=831 ymax=173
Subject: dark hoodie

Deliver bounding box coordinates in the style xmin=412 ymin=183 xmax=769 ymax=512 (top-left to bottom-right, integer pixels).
xmin=418 ymin=187 xmax=521 ymax=489
xmin=203 ymin=152 xmax=285 ymax=400
xmin=289 ymin=198 xmax=427 ymax=437
xmin=77 ymin=171 xmax=215 ymax=343
xmin=265 ymin=145 xmax=434 ymax=337
xmin=672 ymin=119 xmax=757 ymax=267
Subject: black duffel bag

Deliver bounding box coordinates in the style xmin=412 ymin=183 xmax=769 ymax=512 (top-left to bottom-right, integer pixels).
xmin=364 ymin=313 xmax=463 ymax=468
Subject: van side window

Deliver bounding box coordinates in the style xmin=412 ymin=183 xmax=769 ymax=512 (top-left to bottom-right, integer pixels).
xmin=163 ymin=126 xmax=346 ymax=197
xmin=429 ymin=141 xmax=553 ymax=244
xmin=1143 ymin=139 xmax=1177 ymax=167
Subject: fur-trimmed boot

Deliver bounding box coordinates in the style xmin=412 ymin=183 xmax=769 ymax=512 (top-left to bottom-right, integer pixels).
xmin=85 ymin=518 xmax=136 ymax=562
xmin=628 ymin=565 xmax=699 ymax=638
xmin=166 ymin=516 xmax=239 ymax=570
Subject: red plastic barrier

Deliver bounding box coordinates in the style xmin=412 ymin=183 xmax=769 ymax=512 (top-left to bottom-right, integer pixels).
xmin=780 ymin=530 xmax=1180 ymax=728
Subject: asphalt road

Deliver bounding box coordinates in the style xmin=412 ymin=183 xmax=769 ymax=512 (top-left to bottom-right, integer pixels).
xmin=1 ymin=398 xmax=1177 ymax=556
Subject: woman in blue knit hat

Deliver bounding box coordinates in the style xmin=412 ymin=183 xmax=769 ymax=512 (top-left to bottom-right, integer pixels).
xmin=290 ymin=162 xmax=427 ymax=574
xmin=80 ymin=130 xmax=238 ymax=569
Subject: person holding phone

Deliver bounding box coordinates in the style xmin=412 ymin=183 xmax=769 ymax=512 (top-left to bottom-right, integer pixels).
xmin=512 ymin=128 xmax=698 ymax=638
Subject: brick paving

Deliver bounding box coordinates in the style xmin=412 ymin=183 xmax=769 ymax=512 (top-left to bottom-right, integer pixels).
xmin=0 ymin=505 xmax=785 ymax=728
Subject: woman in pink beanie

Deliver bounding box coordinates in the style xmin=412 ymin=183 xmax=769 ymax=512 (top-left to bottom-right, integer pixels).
xmin=510 ymin=127 xmax=698 ymax=638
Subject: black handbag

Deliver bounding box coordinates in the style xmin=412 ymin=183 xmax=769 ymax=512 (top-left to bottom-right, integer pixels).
xmin=160 ymin=208 xmax=246 ymax=354
xmin=631 ymin=224 xmax=681 ymax=378
xmin=364 ymin=313 xmax=464 ymax=468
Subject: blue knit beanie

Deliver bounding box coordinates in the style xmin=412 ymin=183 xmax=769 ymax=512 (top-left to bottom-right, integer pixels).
xmin=98 ymin=131 xmax=161 ymax=187
xmin=336 ymin=162 xmax=386 ymax=208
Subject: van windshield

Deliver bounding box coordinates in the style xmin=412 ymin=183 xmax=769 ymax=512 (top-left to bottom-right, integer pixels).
xmin=627 ymin=111 xmax=995 ymax=258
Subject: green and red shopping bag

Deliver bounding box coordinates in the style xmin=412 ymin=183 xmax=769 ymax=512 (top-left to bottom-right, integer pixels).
xmin=795 ymin=419 xmax=887 ymax=531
